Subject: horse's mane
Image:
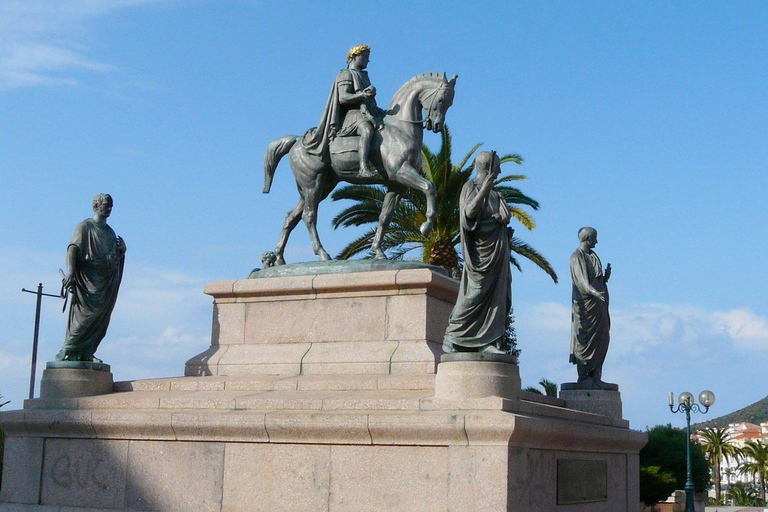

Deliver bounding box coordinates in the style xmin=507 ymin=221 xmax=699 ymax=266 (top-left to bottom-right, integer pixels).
xmin=401 ymin=72 xmax=445 ymax=88
xmin=388 ymin=72 xmax=447 ymax=110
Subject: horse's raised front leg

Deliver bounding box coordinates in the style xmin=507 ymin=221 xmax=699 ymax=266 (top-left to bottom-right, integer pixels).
xmin=393 ymin=162 xmax=436 ymax=237
xmin=371 ymin=189 xmax=402 ymax=259
xmin=275 ymin=198 xmax=305 ymax=265
xmin=302 ymin=182 xmax=332 ymax=261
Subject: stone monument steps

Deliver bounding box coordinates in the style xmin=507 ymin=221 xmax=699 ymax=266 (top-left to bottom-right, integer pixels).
xmin=16 ymin=375 xmax=628 ymax=429
xmin=113 ymin=372 xmax=437 ymax=393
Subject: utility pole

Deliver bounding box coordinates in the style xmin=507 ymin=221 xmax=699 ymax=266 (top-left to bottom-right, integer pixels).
xmin=21 ymin=283 xmax=64 ymax=399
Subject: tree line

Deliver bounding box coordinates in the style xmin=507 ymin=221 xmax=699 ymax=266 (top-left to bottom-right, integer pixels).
xmin=640 ymin=424 xmax=768 ymax=508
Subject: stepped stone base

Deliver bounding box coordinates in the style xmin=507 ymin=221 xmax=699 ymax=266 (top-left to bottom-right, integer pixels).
xmin=1 ymin=373 xmax=645 ymax=512
xmin=185 ymin=267 xmax=457 ymax=377
xmin=0 ymin=267 xmax=647 ymax=512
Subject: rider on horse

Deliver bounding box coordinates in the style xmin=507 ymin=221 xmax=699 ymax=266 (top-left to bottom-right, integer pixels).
xmin=302 ymin=44 xmax=385 ymax=179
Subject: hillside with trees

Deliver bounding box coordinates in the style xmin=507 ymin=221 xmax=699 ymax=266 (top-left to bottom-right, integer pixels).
xmin=694 ymin=395 xmax=768 ymax=430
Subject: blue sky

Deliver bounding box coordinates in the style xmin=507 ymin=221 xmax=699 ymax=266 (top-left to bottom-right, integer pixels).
xmin=1 ymin=1 xmax=766 ymax=430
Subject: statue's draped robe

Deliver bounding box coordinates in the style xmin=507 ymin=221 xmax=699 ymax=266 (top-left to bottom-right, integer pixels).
xmin=569 ymin=248 xmax=610 ymax=377
xmin=302 ymin=68 xmax=383 ymax=158
xmin=443 ymin=181 xmax=512 ymax=351
xmin=62 ymin=219 xmax=124 ymax=359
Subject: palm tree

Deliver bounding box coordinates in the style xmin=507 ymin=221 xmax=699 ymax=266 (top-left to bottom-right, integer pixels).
xmin=698 ymin=427 xmax=741 ymax=502
xmin=539 ymin=379 xmax=558 ymax=397
xmin=728 ymin=482 xmax=761 ymax=507
xmin=523 ymin=378 xmax=558 ymax=397
xmin=739 ymin=439 xmax=768 ymax=503
xmin=330 ymin=125 xmax=558 ymax=283
xmin=723 ymin=466 xmax=736 ymax=487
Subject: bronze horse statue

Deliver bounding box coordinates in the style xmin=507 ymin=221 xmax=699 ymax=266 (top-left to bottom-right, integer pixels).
xmin=263 ymin=72 xmax=457 ymax=264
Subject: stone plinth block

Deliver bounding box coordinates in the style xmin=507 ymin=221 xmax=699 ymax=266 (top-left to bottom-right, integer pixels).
xmin=435 ymin=357 xmax=521 ymax=400
xmin=39 ymin=367 xmax=114 ymax=399
xmin=560 ymin=385 xmax=623 ymax=419
xmin=186 ymin=266 xmax=458 ymax=377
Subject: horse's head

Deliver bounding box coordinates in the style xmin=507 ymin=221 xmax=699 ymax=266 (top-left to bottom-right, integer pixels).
xmin=423 ymin=73 xmax=457 ymax=133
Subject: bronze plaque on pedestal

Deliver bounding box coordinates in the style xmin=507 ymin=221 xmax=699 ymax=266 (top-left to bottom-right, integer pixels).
xmin=556 ymin=459 xmax=608 ymax=504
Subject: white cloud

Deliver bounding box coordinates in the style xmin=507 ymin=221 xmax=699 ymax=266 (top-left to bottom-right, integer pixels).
xmin=711 ymin=308 xmax=768 ymax=350
xmin=0 ymin=0 xmax=169 ymax=89
xmin=521 ymin=301 xmax=768 ymax=357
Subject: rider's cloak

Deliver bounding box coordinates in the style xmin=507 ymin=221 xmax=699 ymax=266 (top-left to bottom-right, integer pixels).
xmin=302 ymin=68 xmax=383 ymax=158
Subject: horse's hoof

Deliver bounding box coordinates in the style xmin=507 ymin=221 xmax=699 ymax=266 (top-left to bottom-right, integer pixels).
xmin=276 ymin=256 xmax=286 ymax=266
xmin=420 ymin=221 xmax=433 ymax=237
xmin=318 ymin=251 xmax=332 ymax=262
xmin=372 ymin=249 xmax=387 ymax=260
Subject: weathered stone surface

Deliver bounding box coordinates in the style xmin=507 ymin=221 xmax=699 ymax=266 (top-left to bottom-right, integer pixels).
xmin=186 ymin=269 xmax=458 ymax=376
xmin=300 ymin=341 xmax=397 ymax=374
xmin=329 ymin=445 xmax=449 ymax=512
xmin=560 ymin=387 xmax=623 ymax=419
xmin=125 ymin=441 xmax=225 ymax=511
xmin=40 ymin=439 xmax=129 ymax=509
xmin=221 ymin=444 xmax=331 ymax=512
xmin=0 ymin=436 xmax=44 ymax=504
xmin=435 ymin=360 xmax=521 ymax=400
xmin=39 ymin=368 xmax=113 ymax=399
xmin=265 ymin=411 xmax=371 ymax=445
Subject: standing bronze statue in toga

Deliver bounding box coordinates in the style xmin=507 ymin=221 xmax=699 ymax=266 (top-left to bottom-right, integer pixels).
xmin=56 ymin=194 xmax=126 ymax=363
xmin=569 ymin=226 xmax=611 ymax=387
xmin=443 ymin=151 xmax=513 ymax=354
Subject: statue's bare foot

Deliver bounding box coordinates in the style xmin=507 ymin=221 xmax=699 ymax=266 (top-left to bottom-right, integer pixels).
xmin=480 ymin=344 xmax=507 ymax=355
xmin=419 ymin=220 xmax=433 ymax=237
xmin=359 ymin=163 xmax=378 ymax=179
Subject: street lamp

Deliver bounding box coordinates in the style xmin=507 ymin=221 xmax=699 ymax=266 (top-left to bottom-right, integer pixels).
xmin=669 ymin=390 xmax=715 ymax=512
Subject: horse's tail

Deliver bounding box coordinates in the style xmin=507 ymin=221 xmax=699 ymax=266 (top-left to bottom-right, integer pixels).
xmin=263 ymin=135 xmax=299 ymax=194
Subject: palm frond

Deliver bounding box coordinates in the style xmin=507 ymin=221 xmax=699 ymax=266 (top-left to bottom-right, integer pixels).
xmin=336 ymin=229 xmax=377 ymax=259
xmin=508 ymin=207 xmax=536 ymax=230
xmin=495 ymin=174 xmax=528 ymax=184
xmin=510 ymin=238 xmax=558 ymax=283
xmin=455 ymin=142 xmax=483 ymax=172
xmin=494 ymin=186 xmax=541 ymax=210
xmin=498 ymin=153 xmax=524 ymax=165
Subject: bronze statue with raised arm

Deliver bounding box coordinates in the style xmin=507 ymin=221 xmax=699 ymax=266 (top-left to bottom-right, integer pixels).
xmin=443 ymin=151 xmax=513 ymax=354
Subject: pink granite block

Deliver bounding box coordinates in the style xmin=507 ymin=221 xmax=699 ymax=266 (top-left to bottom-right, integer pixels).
xmin=40 ymin=439 xmax=129 ymax=509
xmin=222 ymin=444 xmax=331 ymax=512
xmin=329 ymin=445 xmax=449 ymax=512
xmin=125 ymin=440 xmax=225 ymax=512
xmin=264 ymin=411 xmax=371 ymax=444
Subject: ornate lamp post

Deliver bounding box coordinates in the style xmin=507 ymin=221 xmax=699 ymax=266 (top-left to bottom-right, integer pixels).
xmin=669 ymin=390 xmax=715 ymax=512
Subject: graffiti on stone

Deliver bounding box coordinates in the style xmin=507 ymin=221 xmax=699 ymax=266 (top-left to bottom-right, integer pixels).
xmin=51 ymin=453 xmax=111 ymax=491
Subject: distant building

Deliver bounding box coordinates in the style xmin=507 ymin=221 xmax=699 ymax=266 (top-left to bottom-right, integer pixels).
xmin=698 ymin=422 xmax=768 ymax=489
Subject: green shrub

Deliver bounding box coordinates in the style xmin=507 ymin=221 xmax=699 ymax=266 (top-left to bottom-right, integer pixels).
xmin=639 ymin=424 xmax=710 ymax=505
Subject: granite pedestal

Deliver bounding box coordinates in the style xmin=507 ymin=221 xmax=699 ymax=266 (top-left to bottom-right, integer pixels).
xmin=39 ymin=361 xmax=114 ymax=399
xmin=560 ymin=382 xmax=623 ymax=420
xmin=0 ymin=264 xmax=646 ymax=512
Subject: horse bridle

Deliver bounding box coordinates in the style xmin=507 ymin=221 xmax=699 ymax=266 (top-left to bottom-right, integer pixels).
xmin=398 ymin=83 xmax=451 ymax=126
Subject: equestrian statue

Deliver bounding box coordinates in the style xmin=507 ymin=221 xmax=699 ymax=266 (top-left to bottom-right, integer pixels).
xmin=263 ymin=44 xmax=457 ymax=264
